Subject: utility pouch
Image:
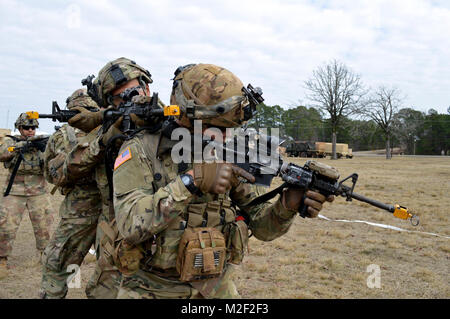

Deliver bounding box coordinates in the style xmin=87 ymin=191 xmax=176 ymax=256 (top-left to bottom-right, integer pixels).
xmin=114 ymin=240 xmax=143 ymax=276
xmin=176 ymin=227 xmax=226 ymax=282
xmin=224 ymin=219 xmax=249 ymax=265
xmin=150 ymin=229 xmax=185 ymax=270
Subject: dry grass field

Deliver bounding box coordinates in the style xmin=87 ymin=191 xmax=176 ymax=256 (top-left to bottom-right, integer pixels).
xmin=0 ymin=156 xmax=448 ymax=299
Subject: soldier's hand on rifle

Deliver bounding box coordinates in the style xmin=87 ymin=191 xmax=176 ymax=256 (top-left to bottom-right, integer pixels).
xmin=101 ymin=116 xmax=124 ymax=148
xmin=230 ymin=165 xmax=256 ymax=187
xmin=129 ymin=113 xmax=147 ymax=127
xmin=282 ymin=188 xmax=334 ymax=218
xmin=190 ymin=162 xmax=258 ymax=194
xmin=68 ymin=107 xmax=104 ymax=133
xmin=188 ymin=162 xmax=233 ymax=194
xmin=12 ymin=141 xmax=28 ymax=151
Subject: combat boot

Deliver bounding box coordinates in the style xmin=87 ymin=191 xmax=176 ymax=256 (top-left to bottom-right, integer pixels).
xmin=0 ymin=257 xmax=8 ymax=280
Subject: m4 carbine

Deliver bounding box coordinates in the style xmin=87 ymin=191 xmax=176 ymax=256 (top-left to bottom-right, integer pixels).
xmin=26 ymin=101 xmax=98 ymax=123
xmin=4 ymin=135 xmax=49 ymax=197
xmin=100 ymin=87 xmax=180 ymax=203
xmin=206 ymin=132 xmax=419 ymax=225
xmin=101 ymin=87 xmax=180 ymax=135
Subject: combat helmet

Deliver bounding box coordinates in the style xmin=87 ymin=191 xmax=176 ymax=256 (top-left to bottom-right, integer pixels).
xmin=66 ymin=88 xmax=99 ymax=110
xmin=15 ymin=113 xmax=39 ymax=129
xmin=83 ymin=57 xmax=152 ymax=108
xmin=170 ymin=63 xmax=263 ymax=128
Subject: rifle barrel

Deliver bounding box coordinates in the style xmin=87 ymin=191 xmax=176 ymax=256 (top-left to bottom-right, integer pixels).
xmin=340 ymin=184 xmax=394 ymax=212
xmin=37 ymin=114 xmax=57 ymax=119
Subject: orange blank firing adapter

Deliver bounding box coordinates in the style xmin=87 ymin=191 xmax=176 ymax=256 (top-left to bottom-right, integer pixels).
xmin=26 ymin=111 xmax=39 ymax=119
xmin=164 ymin=105 xmax=180 ymax=116
xmin=393 ymin=204 xmax=419 ymax=226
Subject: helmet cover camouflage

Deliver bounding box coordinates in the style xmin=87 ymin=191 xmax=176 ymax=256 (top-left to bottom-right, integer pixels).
xmin=95 ymin=57 xmax=152 ymax=107
xmin=15 ymin=112 xmax=39 ymax=129
xmin=170 ymin=63 xmax=249 ymax=128
xmin=66 ymin=88 xmax=99 ymax=110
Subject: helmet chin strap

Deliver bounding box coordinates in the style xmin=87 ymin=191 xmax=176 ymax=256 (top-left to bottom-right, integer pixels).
xmin=180 ymin=79 xmax=203 ymax=105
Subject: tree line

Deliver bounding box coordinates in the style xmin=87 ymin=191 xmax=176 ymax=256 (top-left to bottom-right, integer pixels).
xmin=246 ymin=59 xmax=450 ymax=158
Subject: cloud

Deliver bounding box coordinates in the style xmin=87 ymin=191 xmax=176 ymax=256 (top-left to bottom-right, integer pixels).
xmin=0 ymin=0 xmax=449 ymax=133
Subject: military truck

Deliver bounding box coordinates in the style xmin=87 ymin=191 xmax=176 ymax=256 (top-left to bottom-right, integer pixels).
xmin=285 ymin=141 xmax=318 ymax=157
xmin=315 ymin=142 xmax=353 ymax=158
xmin=286 ymin=140 xmax=353 ymax=158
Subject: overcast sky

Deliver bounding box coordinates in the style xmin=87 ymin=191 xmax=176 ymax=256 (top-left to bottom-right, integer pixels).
xmin=1 ymin=0 xmax=449 ymax=134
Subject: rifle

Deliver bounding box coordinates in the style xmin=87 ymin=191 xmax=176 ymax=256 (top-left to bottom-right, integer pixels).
xmin=205 ymin=131 xmax=419 ymax=226
xmin=101 ymin=87 xmax=180 ymax=204
xmin=26 ymin=101 xmax=98 ymax=123
xmin=3 ymin=136 xmax=49 ymax=197
xmin=101 ymin=87 xmax=180 ymax=135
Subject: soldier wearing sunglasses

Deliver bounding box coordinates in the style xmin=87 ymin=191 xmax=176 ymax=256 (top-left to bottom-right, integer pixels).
xmin=0 ymin=114 xmax=54 ymax=279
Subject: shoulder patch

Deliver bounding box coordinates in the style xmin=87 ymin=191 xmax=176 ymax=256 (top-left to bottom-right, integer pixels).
xmin=114 ymin=147 xmax=132 ymax=170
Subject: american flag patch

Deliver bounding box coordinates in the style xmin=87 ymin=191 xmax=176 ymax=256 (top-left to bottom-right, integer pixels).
xmin=114 ymin=147 xmax=132 ymax=170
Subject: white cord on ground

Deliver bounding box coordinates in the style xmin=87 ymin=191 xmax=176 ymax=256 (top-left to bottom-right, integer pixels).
xmin=318 ymin=214 xmax=450 ymax=239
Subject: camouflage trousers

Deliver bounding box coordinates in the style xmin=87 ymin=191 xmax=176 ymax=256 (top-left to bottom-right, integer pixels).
xmin=116 ymin=265 xmax=240 ymax=299
xmin=40 ymin=215 xmax=99 ymax=299
xmin=0 ymin=194 xmax=53 ymax=257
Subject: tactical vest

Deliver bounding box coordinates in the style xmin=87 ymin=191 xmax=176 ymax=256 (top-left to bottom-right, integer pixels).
xmin=139 ymin=133 xmax=239 ymax=273
xmin=4 ymin=136 xmax=43 ymax=175
xmin=100 ymin=132 xmax=248 ymax=281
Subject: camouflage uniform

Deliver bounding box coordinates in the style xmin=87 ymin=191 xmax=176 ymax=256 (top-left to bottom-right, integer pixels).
xmin=0 ymin=116 xmax=53 ymax=262
xmin=40 ymin=89 xmax=102 ymax=299
xmin=113 ymin=133 xmax=295 ymax=299
xmin=63 ymin=57 xmax=154 ymax=298
xmin=62 ymin=128 xmax=120 ymax=298
xmin=112 ymin=64 xmax=297 ymax=299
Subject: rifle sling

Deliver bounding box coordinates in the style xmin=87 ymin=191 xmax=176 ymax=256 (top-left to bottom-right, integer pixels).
xmin=3 ymin=154 xmax=23 ymax=197
xmin=243 ymin=182 xmax=288 ymax=207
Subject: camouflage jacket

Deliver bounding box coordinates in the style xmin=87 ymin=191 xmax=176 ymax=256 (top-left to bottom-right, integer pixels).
xmin=113 ymin=131 xmax=296 ymax=272
xmin=43 ymin=124 xmax=101 ymax=218
xmin=44 ymin=124 xmax=97 ymax=192
xmin=62 ymin=126 xmax=112 ymax=220
xmin=0 ymin=135 xmax=47 ymax=196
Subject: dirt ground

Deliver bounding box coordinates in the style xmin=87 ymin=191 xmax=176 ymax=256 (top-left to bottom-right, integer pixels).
xmin=0 ymin=156 xmax=449 ymax=299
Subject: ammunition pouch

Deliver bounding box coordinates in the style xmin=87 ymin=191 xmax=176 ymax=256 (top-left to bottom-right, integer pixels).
xmin=143 ymin=198 xmax=249 ymax=280
xmin=176 ymin=227 xmax=226 ymax=282
xmin=185 ymin=200 xmax=235 ymax=229
xmin=223 ymin=219 xmax=249 ymax=265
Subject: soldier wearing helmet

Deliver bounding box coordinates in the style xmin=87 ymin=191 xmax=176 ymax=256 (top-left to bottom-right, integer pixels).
xmin=39 ymin=88 xmax=103 ymax=299
xmin=111 ymin=63 xmax=334 ymax=299
xmin=61 ymin=57 xmax=155 ymax=299
xmin=0 ymin=114 xmax=54 ymax=279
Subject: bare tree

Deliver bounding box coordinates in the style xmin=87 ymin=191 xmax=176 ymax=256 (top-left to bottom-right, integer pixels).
xmin=365 ymin=86 xmax=404 ymax=159
xmin=305 ymin=59 xmax=366 ymax=159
